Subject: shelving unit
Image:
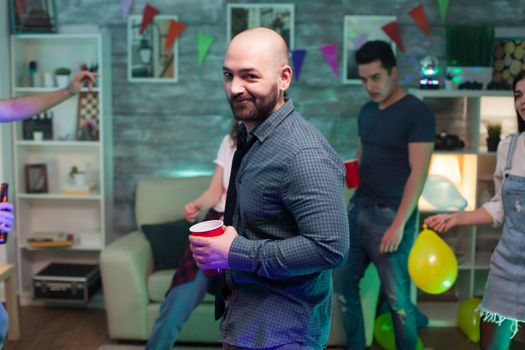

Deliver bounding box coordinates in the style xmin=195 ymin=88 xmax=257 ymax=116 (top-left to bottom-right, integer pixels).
xmin=410 ymin=89 xmax=515 ymax=326
xmin=10 ymin=33 xmax=113 ymax=305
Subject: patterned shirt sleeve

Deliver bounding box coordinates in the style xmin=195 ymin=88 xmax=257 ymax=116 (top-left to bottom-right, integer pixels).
xmin=229 ymin=147 xmax=349 ymax=278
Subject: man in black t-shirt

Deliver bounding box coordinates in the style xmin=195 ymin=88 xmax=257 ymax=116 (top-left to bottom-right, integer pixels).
xmin=335 ymin=40 xmax=435 ymax=350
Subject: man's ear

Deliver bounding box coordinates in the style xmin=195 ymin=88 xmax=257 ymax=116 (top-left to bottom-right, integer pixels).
xmin=390 ymin=66 xmax=398 ymax=81
xmin=279 ymin=65 xmax=293 ymax=90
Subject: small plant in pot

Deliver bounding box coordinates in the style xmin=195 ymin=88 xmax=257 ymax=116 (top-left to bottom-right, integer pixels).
xmin=54 ymin=67 xmax=71 ymax=88
xmin=69 ymin=166 xmax=86 ymax=186
xmin=486 ymin=122 xmax=502 ymax=152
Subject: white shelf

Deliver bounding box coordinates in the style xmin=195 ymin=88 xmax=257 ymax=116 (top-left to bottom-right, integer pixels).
xmin=410 ymin=89 xmax=512 ymax=98
xmin=16 ymin=140 xmax=100 ymax=147
xmin=413 ymin=90 xmax=513 ymax=324
xmin=418 ymin=302 xmax=459 ymax=327
xmin=17 ymin=193 xmax=101 ymax=200
xmin=11 ymin=31 xmax=113 ymax=303
xmin=14 ymin=87 xmax=100 ymax=93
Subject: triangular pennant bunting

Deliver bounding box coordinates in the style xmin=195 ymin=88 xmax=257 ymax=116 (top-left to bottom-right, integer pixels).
xmin=291 ymin=49 xmax=307 ymax=82
xmin=121 ymin=0 xmax=133 ymax=21
xmin=165 ymin=19 xmax=186 ymax=53
xmin=198 ymin=33 xmax=215 ymax=66
xmin=437 ymin=0 xmax=450 ymax=23
xmin=409 ymin=4 xmax=430 ymax=35
xmin=140 ymin=3 xmax=160 ymax=35
xmin=320 ymin=44 xmax=339 ymax=76
xmin=382 ymin=21 xmax=405 ymax=52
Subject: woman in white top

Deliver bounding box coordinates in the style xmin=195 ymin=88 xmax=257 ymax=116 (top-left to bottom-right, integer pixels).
xmin=425 ymin=71 xmax=525 ymax=350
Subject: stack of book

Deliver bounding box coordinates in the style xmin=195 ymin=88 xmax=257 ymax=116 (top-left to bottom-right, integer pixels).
xmin=27 ymin=232 xmax=75 ymax=248
xmin=62 ymin=183 xmax=97 ymax=195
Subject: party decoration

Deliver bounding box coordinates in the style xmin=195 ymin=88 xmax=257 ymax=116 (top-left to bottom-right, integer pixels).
xmin=457 ymin=298 xmax=481 ymax=343
xmin=198 ymin=33 xmax=215 ymax=66
xmin=121 ymin=0 xmax=133 ymax=21
xmin=408 ymin=4 xmax=430 ymax=35
xmin=164 ymin=19 xmax=186 ymax=53
xmin=437 ymin=0 xmax=450 ymax=23
xmin=292 ymin=49 xmax=307 ymax=82
xmin=381 ymin=21 xmax=405 ymax=52
xmin=320 ymin=44 xmax=339 ymax=76
xmin=408 ymin=226 xmax=458 ymax=294
xmin=374 ymin=313 xmax=424 ymax=350
xmin=421 ymin=174 xmax=468 ymax=211
xmin=139 ymin=3 xmax=160 ymax=35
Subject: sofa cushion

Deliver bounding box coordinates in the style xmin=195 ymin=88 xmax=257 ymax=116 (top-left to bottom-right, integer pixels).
xmin=142 ymin=219 xmax=191 ymax=271
xmin=148 ymin=269 xmax=175 ymax=302
xmin=148 ymin=269 xmax=216 ymax=303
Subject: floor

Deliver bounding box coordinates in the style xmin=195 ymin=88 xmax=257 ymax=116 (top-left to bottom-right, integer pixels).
xmin=2 ymin=306 xmax=524 ymax=350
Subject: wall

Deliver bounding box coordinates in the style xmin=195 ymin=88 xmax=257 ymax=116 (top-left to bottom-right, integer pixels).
xmin=52 ymin=0 xmax=525 ymax=236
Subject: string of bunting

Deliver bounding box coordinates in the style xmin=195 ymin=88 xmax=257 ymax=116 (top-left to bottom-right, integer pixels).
xmin=119 ymin=0 xmax=451 ymax=78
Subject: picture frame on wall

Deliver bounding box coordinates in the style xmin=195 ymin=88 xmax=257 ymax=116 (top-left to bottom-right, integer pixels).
xmin=9 ymin=0 xmax=57 ymax=34
xmin=25 ymin=163 xmax=48 ymax=193
xmin=227 ymin=3 xmax=295 ymax=49
xmin=128 ymin=15 xmax=179 ymax=83
xmin=342 ymin=15 xmax=396 ymax=84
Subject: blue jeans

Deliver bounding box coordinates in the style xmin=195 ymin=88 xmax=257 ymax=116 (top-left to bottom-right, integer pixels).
xmin=0 ymin=303 xmax=7 ymax=349
xmin=334 ymin=202 xmax=418 ymax=350
xmin=146 ymin=270 xmax=209 ymax=350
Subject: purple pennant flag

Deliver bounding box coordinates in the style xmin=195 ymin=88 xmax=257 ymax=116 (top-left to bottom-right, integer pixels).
xmin=291 ymin=49 xmax=307 ymax=82
xmin=320 ymin=44 xmax=339 ymax=76
xmin=121 ymin=0 xmax=133 ymax=21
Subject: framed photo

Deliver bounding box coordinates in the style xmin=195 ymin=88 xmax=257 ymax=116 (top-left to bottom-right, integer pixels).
xmin=128 ymin=15 xmax=179 ymax=83
xmin=9 ymin=0 xmax=57 ymax=34
xmin=342 ymin=15 xmax=396 ymax=84
xmin=76 ymin=92 xmax=99 ymax=141
xmin=25 ymin=164 xmax=48 ymax=193
xmin=227 ymin=3 xmax=294 ymax=49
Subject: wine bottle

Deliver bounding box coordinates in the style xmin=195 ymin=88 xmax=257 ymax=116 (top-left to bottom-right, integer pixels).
xmin=0 ymin=183 xmax=9 ymax=244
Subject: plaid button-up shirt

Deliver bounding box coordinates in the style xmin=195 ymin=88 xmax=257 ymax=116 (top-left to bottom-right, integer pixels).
xmin=220 ymin=99 xmax=349 ymax=349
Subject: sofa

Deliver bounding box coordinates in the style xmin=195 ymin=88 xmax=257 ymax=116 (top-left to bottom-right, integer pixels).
xmin=100 ymin=176 xmax=380 ymax=346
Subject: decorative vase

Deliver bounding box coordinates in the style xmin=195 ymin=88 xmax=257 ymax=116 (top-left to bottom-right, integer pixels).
xmin=73 ymin=172 xmax=87 ymax=186
xmin=486 ymin=137 xmax=500 ymax=152
xmin=55 ymin=74 xmax=70 ymax=88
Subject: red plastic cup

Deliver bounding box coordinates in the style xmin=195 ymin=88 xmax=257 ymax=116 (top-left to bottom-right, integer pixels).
xmin=344 ymin=159 xmax=360 ymax=189
xmin=189 ymin=220 xmax=225 ymax=276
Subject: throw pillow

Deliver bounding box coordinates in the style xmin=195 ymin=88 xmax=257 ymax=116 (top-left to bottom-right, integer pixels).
xmin=141 ymin=219 xmax=191 ymax=270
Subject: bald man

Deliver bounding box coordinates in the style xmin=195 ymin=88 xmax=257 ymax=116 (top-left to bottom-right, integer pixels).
xmin=189 ymin=28 xmax=349 ymax=350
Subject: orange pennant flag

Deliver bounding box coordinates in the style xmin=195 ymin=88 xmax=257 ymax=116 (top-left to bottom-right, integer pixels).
xmin=165 ymin=19 xmax=186 ymax=53
xmin=140 ymin=3 xmax=160 ymax=35
xmin=382 ymin=21 xmax=405 ymax=52
xmin=409 ymin=4 xmax=430 ymax=35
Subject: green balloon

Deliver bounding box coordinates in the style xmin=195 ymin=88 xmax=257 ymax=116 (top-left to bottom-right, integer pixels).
xmin=374 ymin=313 xmax=424 ymax=350
xmin=457 ymin=298 xmax=481 ymax=343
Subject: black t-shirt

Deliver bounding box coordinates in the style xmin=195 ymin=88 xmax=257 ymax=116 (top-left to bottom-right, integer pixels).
xmin=354 ymin=94 xmax=436 ymax=207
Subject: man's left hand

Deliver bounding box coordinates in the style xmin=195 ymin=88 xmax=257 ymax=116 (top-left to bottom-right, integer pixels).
xmin=379 ymin=222 xmax=404 ymax=253
xmin=189 ymin=225 xmax=238 ymax=270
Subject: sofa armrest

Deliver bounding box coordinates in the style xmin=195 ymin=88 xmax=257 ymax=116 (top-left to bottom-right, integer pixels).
xmin=100 ymin=230 xmax=154 ymax=340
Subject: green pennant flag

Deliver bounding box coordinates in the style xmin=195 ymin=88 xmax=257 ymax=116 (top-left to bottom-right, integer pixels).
xmin=198 ymin=33 xmax=215 ymax=66
xmin=437 ymin=0 xmax=449 ymax=23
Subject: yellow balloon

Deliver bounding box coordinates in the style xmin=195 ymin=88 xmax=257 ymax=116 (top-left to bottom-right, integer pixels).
xmin=408 ymin=227 xmax=458 ymax=294
xmin=457 ymin=298 xmax=481 ymax=343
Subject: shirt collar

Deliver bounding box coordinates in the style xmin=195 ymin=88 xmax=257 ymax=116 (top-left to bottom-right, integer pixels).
xmin=251 ymin=98 xmax=294 ymax=143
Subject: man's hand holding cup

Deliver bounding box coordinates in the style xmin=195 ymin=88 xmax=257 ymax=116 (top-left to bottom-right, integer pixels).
xmin=188 ymin=220 xmax=238 ymax=276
